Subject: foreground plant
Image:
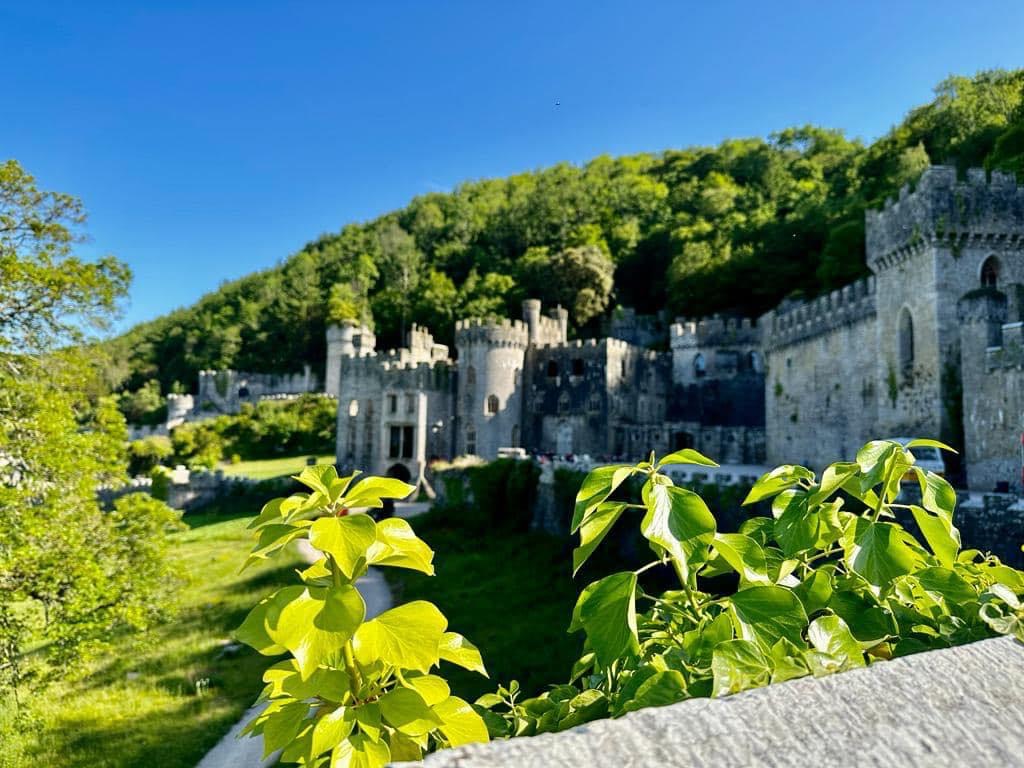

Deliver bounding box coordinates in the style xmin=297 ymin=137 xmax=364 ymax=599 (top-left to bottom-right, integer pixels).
xmin=235 ymin=466 xmax=489 ymax=766
xmin=477 ymin=439 xmax=1024 ymax=736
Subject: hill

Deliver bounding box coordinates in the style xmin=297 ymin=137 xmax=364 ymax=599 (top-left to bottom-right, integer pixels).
xmin=105 ymin=70 xmax=1024 ymax=395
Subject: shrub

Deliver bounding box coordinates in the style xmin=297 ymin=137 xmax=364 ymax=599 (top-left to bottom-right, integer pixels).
xmin=236 ymin=466 xmax=489 ymax=765
xmin=127 ymin=435 xmax=173 ymax=476
xmin=476 ymin=439 xmax=1024 ymax=736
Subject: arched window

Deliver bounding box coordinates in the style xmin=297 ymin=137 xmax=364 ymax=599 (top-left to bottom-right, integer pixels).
xmin=587 ymin=392 xmax=602 ymax=412
xmin=693 ymin=353 xmax=706 ymax=377
xmin=486 ymin=394 xmax=499 ymax=414
xmin=547 ymin=360 xmax=559 ymax=378
xmin=981 ymin=256 xmax=1001 ymax=288
xmin=465 ymin=427 xmax=476 ymax=456
xmin=898 ymin=307 xmax=914 ymax=376
xmin=348 ymin=399 xmax=359 ymax=417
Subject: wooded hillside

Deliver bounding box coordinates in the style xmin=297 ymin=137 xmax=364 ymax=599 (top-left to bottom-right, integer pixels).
xmin=105 ymin=70 xmax=1024 ymax=394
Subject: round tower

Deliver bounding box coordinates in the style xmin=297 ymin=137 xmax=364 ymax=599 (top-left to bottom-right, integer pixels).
xmin=326 ymin=322 xmax=376 ymax=399
xmin=454 ymin=318 xmax=529 ymax=458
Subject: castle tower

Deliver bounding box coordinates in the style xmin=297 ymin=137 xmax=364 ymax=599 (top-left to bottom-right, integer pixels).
xmin=325 ymin=322 xmax=376 ymax=398
xmin=454 ymin=317 xmax=529 ymax=459
xmin=669 ymin=316 xmax=761 ymax=386
xmin=866 ymin=165 xmax=1024 ymax=447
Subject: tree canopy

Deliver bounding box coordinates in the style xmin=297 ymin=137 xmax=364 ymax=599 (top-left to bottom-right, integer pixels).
xmin=105 ymin=69 xmax=1024 ymax=394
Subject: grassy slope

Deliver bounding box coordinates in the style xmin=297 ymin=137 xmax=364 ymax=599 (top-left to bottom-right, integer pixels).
xmin=385 ymin=509 xmax=583 ymax=703
xmin=0 ymin=495 xmax=299 ymax=768
xmin=220 ymin=454 xmax=335 ymax=480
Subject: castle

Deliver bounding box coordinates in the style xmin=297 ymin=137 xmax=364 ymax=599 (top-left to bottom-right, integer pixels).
xmin=191 ymin=166 xmax=1024 ymax=492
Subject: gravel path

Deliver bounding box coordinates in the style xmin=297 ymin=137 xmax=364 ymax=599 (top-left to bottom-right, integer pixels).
xmin=195 ymin=537 xmax=393 ymax=768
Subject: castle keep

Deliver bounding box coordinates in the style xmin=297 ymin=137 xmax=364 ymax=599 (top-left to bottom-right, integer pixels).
xmin=187 ymin=166 xmax=1023 ymax=491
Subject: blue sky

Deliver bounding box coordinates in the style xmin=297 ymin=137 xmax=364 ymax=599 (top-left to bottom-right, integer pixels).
xmin=2 ymin=1 xmax=1022 ymax=330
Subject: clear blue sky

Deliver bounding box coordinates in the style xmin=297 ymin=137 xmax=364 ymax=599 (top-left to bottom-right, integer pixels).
xmin=2 ymin=1 xmax=1022 ymax=330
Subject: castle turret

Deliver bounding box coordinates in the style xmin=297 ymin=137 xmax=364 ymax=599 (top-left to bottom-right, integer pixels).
xmin=522 ymin=299 xmax=542 ymax=345
xmin=326 ymin=322 xmax=376 ymax=398
xmin=454 ymin=317 xmax=529 ymax=458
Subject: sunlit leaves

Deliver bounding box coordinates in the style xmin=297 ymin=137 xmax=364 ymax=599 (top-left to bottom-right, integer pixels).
xmin=743 ymin=464 xmax=815 ymax=505
xmin=729 ymin=585 xmax=807 ymax=649
xmin=571 ymin=465 xmax=634 ymax=533
xmin=711 ymin=639 xmax=772 ymax=697
xmin=572 ymin=501 xmax=628 ymax=575
xmin=309 ymin=514 xmax=377 ymax=578
xmin=842 ymin=518 xmax=924 ymax=588
xmin=570 ymin=572 xmax=639 ymax=667
xmin=353 ymin=601 xmax=447 ymax=673
xmin=266 ymin=585 xmax=366 ymax=678
xmin=437 ymin=631 xmax=487 ymax=676
xmin=640 ymin=481 xmax=716 ymax=583
xmin=432 ymin=695 xmax=490 ymax=747
xmin=366 ymin=518 xmax=435 ymax=575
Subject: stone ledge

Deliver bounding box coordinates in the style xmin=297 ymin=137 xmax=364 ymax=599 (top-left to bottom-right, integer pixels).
xmin=421 ymin=637 xmax=1024 ymax=768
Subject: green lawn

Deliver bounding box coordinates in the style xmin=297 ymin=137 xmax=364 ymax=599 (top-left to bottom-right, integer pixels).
xmin=384 ymin=509 xmax=583 ymax=703
xmin=0 ymin=493 xmax=298 ymax=768
xmin=219 ymin=454 xmax=335 ymax=480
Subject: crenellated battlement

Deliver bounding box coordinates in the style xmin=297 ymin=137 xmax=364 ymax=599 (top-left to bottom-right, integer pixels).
xmin=670 ymin=315 xmax=760 ymax=349
xmin=762 ymin=276 xmax=877 ymax=350
xmin=455 ymin=317 xmax=530 ymax=347
xmin=867 ymin=165 xmax=1024 ymax=270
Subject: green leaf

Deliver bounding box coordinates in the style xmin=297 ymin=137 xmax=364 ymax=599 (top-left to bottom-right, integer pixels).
xmin=620 ymin=670 xmax=688 ymax=713
xmin=656 ymin=448 xmax=718 ymax=468
xmin=729 ymin=585 xmax=808 ymax=649
xmin=905 ymin=438 xmax=957 ymax=453
xmin=794 ymin=566 xmax=834 ymax=615
xmin=711 ymin=639 xmax=772 ymax=697
xmin=351 ymin=703 xmax=381 ymax=742
xmin=262 ymin=660 xmax=350 ymax=702
xmin=771 ymin=490 xmax=820 ymax=556
xmin=366 ymin=517 xmax=435 ymax=575
xmin=331 ymin=731 xmax=390 ymax=768
xmin=343 ymin=476 xmax=415 ymax=508
xmin=769 ymin=637 xmax=810 ymax=683
xmin=828 ymin=587 xmax=897 ymax=644
xmin=807 ymin=462 xmax=859 ymax=505
xmin=292 ymin=464 xmax=339 ymax=496
xmin=310 ymin=706 xmax=354 ymax=759
xmin=913 ymin=469 xmax=957 ymax=519
xmin=309 ymin=514 xmax=377 ymax=579
xmin=806 ymin=615 xmax=865 ymax=674
xmin=742 ymin=465 xmax=814 ymax=505
xmin=739 ymin=516 xmax=773 ymax=546
xmin=572 ymin=501 xmax=628 ymax=575
xmin=266 ymin=585 xmax=366 ymax=678
xmin=379 ymin=687 xmax=442 ymax=736
xmin=572 ymin=572 xmax=639 ymax=667
xmin=405 ymin=674 xmax=451 ymax=706
xmin=235 ymin=593 xmax=286 ymax=655
xmin=387 ymin=731 xmax=424 ymax=762
xmin=437 ymin=632 xmax=487 ymax=676
xmin=640 ymin=481 xmax=716 ymax=582
xmin=261 ymin=700 xmax=310 ymax=758
xmin=916 ymin=566 xmax=978 ymax=604
xmin=353 ymin=601 xmax=447 ymax=673
xmin=842 ymin=518 xmax=924 ymax=588
xmin=711 ymin=533 xmax=770 ymax=585
xmin=243 ymin=523 xmax=309 ymax=570
xmin=571 ymin=465 xmax=634 ymax=533
xmin=856 ymin=440 xmax=900 ymax=474
xmin=432 ymin=695 xmax=490 ymax=747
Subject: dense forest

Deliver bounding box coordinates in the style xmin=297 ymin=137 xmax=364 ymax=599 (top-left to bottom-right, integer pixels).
xmin=104 ymin=70 xmax=1024 ymax=395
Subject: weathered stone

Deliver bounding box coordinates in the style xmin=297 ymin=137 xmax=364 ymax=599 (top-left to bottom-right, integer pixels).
xmin=423 ymin=637 xmax=1024 ymax=768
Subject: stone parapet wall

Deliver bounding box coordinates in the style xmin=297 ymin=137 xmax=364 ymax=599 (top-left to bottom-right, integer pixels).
xmin=761 ymin=277 xmax=876 ymax=351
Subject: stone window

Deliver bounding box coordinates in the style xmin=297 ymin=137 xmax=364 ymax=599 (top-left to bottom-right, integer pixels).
xmin=389 ymin=425 xmax=415 ymax=459
xmin=348 ymin=399 xmax=359 ymax=417
xmin=898 ymin=307 xmax=914 ymax=377
xmin=387 ymin=394 xmax=397 ymax=414
xmin=571 ymin=358 xmax=585 ymax=377
xmin=981 ymin=256 xmax=1000 ymax=288
xmin=693 ymin=353 xmax=706 ymax=378
xmin=486 ymin=394 xmax=499 ymax=414
xmin=547 ymin=360 xmax=559 ymax=378
xmin=466 ymin=427 xmax=476 ymax=456
xmin=587 ymin=392 xmax=602 ymax=412
xmin=406 ymin=393 xmax=416 ymax=414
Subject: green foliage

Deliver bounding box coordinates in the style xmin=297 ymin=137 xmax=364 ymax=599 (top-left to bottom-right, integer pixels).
xmin=475 ymin=439 xmax=1024 ymax=737
xmin=128 ymin=434 xmax=174 ymax=475
xmin=236 ymin=467 xmax=490 ymax=765
xmin=444 ymin=459 xmax=540 ymax=533
xmin=118 ymin=378 xmax=167 ymax=425
xmin=165 ymin=394 xmax=337 ymax=469
xmin=103 ymin=70 xmax=1024 ymax=391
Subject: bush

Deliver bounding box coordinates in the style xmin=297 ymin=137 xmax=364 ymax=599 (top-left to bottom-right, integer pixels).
xmin=149 ymin=465 xmax=172 ymax=502
xmin=464 ymin=459 xmax=539 ymax=532
xmin=118 ymin=379 xmax=167 ymax=426
xmin=127 ymin=435 xmax=173 ymax=476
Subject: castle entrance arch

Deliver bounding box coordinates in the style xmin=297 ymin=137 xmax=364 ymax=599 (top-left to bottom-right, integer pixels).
xmin=556 ymin=420 xmax=573 ymax=456
xmin=386 ymin=462 xmax=412 ymax=483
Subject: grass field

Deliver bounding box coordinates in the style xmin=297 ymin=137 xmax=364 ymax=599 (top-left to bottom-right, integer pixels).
xmin=384 ymin=509 xmax=583 ymax=703
xmin=0 ymin=492 xmax=299 ymax=768
xmin=219 ymin=454 xmax=335 ymax=480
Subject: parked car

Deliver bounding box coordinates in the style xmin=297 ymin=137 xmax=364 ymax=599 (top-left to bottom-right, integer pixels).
xmin=890 ymin=437 xmax=947 ymax=480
